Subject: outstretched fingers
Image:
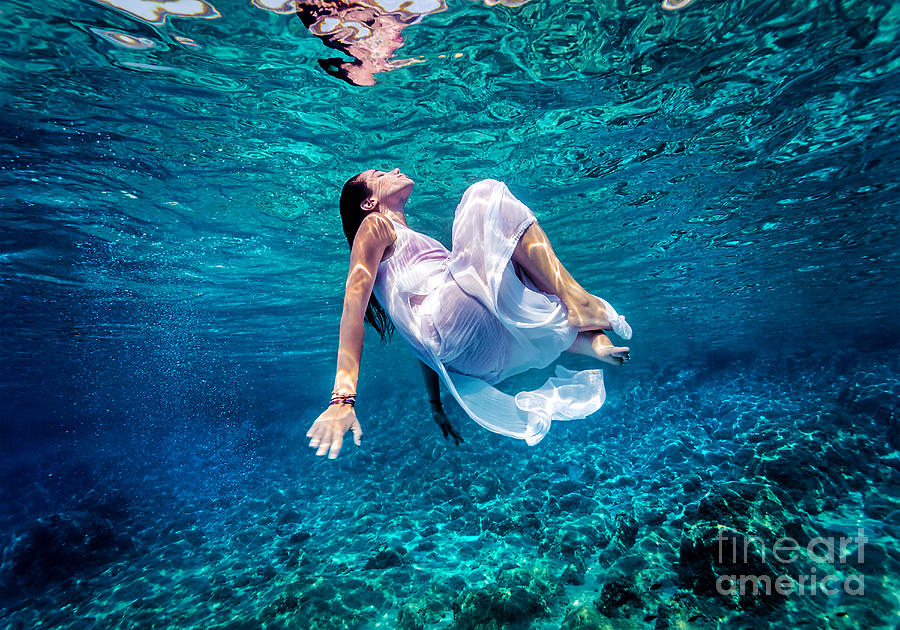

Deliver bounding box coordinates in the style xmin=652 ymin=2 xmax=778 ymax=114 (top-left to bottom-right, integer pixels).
xmin=311 ymin=422 xmax=340 ymax=458
xmin=324 ymin=431 xmax=342 ymax=459
xmin=306 ymin=424 xmax=323 ymax=450
xmin=306 ymin=421 xmax=333 ymax=456
xmin=306 ymin=418 xmax=362 ymax=459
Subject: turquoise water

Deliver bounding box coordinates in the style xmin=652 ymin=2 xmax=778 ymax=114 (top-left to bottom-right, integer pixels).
xmin=1 ymin=0 xmax=899 ymax=627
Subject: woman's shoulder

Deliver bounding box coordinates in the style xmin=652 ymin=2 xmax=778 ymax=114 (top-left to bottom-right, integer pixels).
xmin=360 ymin=212 xmax=398 ymax=241
xmin=356 ymin=213 xmax=397 ymax=264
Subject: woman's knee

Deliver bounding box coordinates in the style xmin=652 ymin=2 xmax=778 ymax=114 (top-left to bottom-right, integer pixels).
xmin=466 ymin=178 xmax=502 ymax=196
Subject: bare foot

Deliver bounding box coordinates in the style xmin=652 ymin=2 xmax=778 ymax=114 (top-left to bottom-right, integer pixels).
xmin=590 ymin=331 xmax=630 ymax=366
xmin=565 ymin=330 xmax=630 ymax=365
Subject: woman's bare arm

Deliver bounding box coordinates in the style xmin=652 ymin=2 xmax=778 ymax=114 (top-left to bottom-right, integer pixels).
xmin=419 ymin=360 xmax=441 ymax=408
xmin=419 ymin=360 xmax=464 ymax=446
xmin=306 ymin=213 xmax=395 ymax=459
xmin=332 ymin=213 xmax=394 ymax=396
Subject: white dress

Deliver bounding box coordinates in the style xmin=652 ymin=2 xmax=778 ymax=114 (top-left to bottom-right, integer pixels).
xmin=371 ymin=179 xmax=612 ymax=446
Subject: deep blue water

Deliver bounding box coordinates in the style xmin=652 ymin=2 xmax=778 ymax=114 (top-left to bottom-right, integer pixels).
xmin=1 ymin=0 xmax=899 ymax=627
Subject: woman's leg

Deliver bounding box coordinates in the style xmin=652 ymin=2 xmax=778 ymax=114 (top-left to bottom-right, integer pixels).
xmin=565 ymin=330 xmax=630 ymax=365
xmin=512 ymin=221 xmax=616 ymax=332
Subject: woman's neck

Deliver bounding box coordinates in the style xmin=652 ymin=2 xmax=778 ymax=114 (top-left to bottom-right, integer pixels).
xmin=381 ymin=209 xmax=408 ymax=227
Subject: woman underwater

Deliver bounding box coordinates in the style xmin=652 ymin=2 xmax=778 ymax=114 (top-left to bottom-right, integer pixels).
xmin=307 ymin=169 xmax=633 ymax=459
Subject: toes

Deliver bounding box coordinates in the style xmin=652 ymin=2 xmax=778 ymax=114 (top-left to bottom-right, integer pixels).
xmin=609 ymin=348 xmax=631 ymax=365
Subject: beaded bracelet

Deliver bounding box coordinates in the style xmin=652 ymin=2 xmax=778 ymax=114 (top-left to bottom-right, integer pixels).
xmin=330 ymin=392 xmax=356 ymax=407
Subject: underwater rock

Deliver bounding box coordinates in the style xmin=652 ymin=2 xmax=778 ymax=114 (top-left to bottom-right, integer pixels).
xmin=288 ymin=530 xmax=312 ymax=544
xmin=657 ymin=441 xmax=683 ymax=466
xmin=75 ymin=489 xmax=130 ymax=521
xmin=255 ymin=564 xmax=278 ymax=583
xmin=213 ymin=617 xmax=263 ymax=630
xmin=480 ymin=508 xmax=513 ymax=535
xmin=0 ymin=507 xmax=134 ymax=593
xmin=266 ymin=590 xmax=342 ymax=625
xmin=452 ymin=567 xmax=558 ymax=630
xmin=731 ymin=445 xmax=757 ymax=469
xmin=278 ymin=546 xmax=300 ymax=569
xmin=446 ymin=574 xmax=469 ymax=591
xmin=344 ymin=577 xmax=388 ymax=611
xmin=396 ymin=604 xmax=426 ymax=630
xmin=561 ymin=603 xmax=609 ymax=630
xmin=837 ymin=382 xmax=899 ymax=448
xmin=452 ymin=585 xmax=546 ymax=630
xmin=432 ymin=484 xmax=465 ymax=503
xmin=421 ymin=524 xmax=439 ymax=536
xmin=211 ymin=585 xmax=237 ymax=602
xmin=556 ymin=492 xmax=598 ymax=514
xmin=449 ymin=498 xmax=479 ymax=533
xmin=605 ymin=550 xmax=648 ymax=579
xmin=637 ymin=508 xmax=667 ymax=528
xmin=612 ymin=512 xmax=640 ymax=550
xmin=550 ymin=476 xmax=586 ymax=496
xmin=557 ymin=524 xmax=609 ymax=561
xmin=453 ymin=587 xmax=540 ymax=629
xmin=183 ymin=527 xmax=206 ymax=547
xmin=838 ymin=385 xmax=896 ymax=423
xmin=594 ymin=573 xmax=643 ymax=618
xmin=681 ymin=474 xmax=703 ymax=494
xmin=560 ymin=559 xmax=586 ymax=585
xmin=748 ymin=425 xmax=883 ymax=506
xmin=677 ymin=481 xmax=798 ymax=613
xmin=397 ymin=592 xmax=451 ymax=630
xmin=611 ymin=475 xmax=638 ymax=489
xmin=748 ymin=440 xmax=825 ymax=498
xmin=364 ymin=545 xmax=406 ymax=570
xmin=276 ymin=508 xmax=302 ymax=525
xmin=469 ymin=477 xmax=504 ymax=503
xmin=514 ymin=513 xmax=544 ymax=540
xmin=648 ymin=595 xmax=716 ymax=630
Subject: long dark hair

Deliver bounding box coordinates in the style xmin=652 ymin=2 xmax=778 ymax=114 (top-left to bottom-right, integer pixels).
xmin=339 ymin=174 xmax=395 ymax=342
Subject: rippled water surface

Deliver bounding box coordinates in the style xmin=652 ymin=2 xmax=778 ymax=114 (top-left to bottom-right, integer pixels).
xmin=1 ymin=0 xmax=898 ymax=627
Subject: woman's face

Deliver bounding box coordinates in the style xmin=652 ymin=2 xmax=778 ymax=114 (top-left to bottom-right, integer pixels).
xmin=358 ymin=168 xmax=414 ymax=205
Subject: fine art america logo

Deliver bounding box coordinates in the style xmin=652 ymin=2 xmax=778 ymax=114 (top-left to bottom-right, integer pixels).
xmin=715 ymin=528 xmax=867 ymax=596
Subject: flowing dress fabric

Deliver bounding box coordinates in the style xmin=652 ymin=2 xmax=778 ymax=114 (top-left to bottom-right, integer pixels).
xmin=371 ymin=179 xmax=606 ymax=446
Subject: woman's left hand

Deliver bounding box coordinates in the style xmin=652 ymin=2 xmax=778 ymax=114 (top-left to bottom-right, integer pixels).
xmin=432 ymin=407 xmax=464 ymax=446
